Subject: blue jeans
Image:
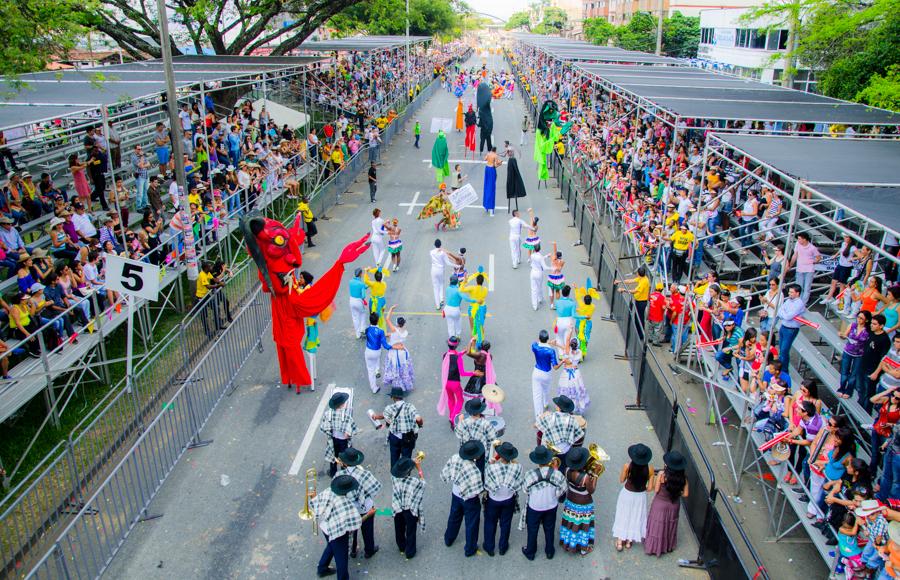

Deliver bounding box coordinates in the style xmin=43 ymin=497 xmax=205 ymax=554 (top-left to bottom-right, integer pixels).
xmin=482 ymin=496 xmax=515 ymax=555
xmin=715 ymin=348 xmax=734 ymax=370
xmin=134 ymin=176 xmax=149 ymax=209
xmin=877 ymin=449 xmax=900 ymax=503
xmin=779 ymin=325 xmax=800 ymax=370
xmin=795 ymin=271 xmax=814 ymax=304
xmin=839 ymin=353 xmax=860 ymax=395
xmin=444 ymin=494 xmax=480 ymax=556
xmin=760 ymin=315 xmax=773 ymax=334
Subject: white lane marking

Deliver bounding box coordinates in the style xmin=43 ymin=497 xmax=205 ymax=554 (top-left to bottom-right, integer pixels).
xmin=488 ymin=254 xmax=495 ymax=292
xmin=404 ymin=191 xmax=420 ymax=215
xmin=288 ymin=383 xmax=334 ymax=476
xmin=421 ymin=159 xmax=482 ymax=164
xmin=397 ymin=202 xmax=508 ymax=211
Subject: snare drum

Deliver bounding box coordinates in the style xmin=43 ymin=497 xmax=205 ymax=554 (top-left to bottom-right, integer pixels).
xmin=487 ymin=416 xmax=506 ymax=438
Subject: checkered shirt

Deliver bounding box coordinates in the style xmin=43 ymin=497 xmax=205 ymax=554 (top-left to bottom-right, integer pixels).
xmin=440 ymin=454 xmax=484 ymax=500
xmin=454 ymin=416 xmax=498 ymax=456
xmin=383 ymin=400 xmax=420 ymax=436
xmin=319 ymin=408 xmax=358 ymax=462
xmin=536 ymin=412 xmax=584 ymax=449
xmin=484 ymin=461 xmax=524 ymax=495
xmin=392 ymin=475 xmax=427 ymax=530
xmin=311 ymin=488 xmax=361 ymax=539
xmin=867 ymin=513 xmax=889 ymax=545
xmin=523 ymin=466 xmax=566 ymax=498
xmin=341 ymin=465 xmax=382 ymax=515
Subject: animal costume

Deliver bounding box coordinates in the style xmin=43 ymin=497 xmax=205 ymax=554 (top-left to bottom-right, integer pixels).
xmin=533 ymin=100 xmax=572 ymax=181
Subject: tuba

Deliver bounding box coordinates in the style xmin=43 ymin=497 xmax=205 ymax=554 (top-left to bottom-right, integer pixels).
xmin=298 ymin=467 xmax=318 ymax=535
xmin=584 ymin=444 xmax=610 ymax=477
xmin=545 ymin=442 xmax=562 ymax=469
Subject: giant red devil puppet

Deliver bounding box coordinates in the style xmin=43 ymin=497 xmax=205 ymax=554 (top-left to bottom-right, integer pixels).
xmin=240 ymin=214 xmax=369 ymax=391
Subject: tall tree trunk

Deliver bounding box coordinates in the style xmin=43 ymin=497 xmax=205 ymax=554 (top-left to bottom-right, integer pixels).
xmin=782 ymin=0 xmax=800 ymax=88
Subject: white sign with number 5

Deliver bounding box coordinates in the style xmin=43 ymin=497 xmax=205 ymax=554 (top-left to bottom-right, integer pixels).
xmin=106 ymin=255 xmax=161 ymax=301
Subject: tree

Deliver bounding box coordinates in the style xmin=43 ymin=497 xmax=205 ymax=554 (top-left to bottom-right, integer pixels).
xmin=615 ymin=12 xmax=656 ymax=52
xmin=856 ymin=65 xmax=900 ymax=111
xmin=0 ymin=0 xmax=83 ymax=76
xmin=541 ymin=6 xmax=567 ymax=32
xmin=583 ymin=17 xmax=616 ymax=46
xmin=505 ymin=10 xmax=531 ymax=31
xmin=662 ymin=12 xmax=700 ymax=58
xmin=331 ymin=0 xmax=459 ymax=37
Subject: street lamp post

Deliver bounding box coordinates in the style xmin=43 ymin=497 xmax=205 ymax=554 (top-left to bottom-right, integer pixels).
xmin=155 ymin=0 xmax=199 ymax=281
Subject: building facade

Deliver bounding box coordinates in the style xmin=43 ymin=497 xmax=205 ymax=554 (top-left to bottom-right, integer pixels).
xmin=590 ymin=0 xmax=762 ymax=25
xmin=696 ymin=7 xmax=816 ymax=92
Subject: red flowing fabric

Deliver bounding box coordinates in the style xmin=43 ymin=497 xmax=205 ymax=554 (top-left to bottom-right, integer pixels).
xmin=465 ymin=125 xmax=476 ymax=152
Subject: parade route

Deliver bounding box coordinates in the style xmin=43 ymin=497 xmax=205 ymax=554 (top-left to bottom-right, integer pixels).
xmin=106 ymin=52 xmax=705 ymax=580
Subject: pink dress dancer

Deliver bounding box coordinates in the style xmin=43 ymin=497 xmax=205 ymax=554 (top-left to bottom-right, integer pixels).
xmin=437 ymin=337 xmax=474 ymax=428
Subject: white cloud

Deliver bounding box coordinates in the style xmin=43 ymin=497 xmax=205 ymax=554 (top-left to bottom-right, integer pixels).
xmin=466 ymin=0 xmax=529 ymax=20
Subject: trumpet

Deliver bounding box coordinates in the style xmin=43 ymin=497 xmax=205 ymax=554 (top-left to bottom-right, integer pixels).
xmin=584 ymin=444 xmax=610 ymax=477
xmin=298 ymin=467 xmax=318 ymax=536
xmin=414 ymin=450 xmax=425 ymax=463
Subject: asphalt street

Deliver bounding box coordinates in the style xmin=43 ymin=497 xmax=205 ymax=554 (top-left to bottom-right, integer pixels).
xmin=107 ymin=52 xmax=705 ymax=580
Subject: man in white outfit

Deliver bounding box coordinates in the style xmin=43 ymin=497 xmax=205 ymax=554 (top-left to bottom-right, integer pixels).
xmin=370 ymin=208 xmax=387 ymax=267
xmin=429 ymin=239 xmax=459 ymax=310
xmin=530 ymin=330 xmax=559 ymax=418
xmin=529 ymin=243 xmax=548 ymax=311
xmin=508 ymin=209 xmax=534 ymax=269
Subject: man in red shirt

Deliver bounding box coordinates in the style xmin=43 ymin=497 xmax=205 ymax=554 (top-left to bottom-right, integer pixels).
xmin=647 ymin=282 xmax=667 ymax=346
xmin=667 ymin=284 xmax=689 ymax=353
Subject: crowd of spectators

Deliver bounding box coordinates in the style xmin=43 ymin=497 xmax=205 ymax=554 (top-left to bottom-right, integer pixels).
xmin=513 ymin=46 xmax=900 ymax=576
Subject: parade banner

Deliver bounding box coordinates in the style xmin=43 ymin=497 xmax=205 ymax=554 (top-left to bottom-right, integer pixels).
xmin=449 ymin=183 xmax=478 ymax=211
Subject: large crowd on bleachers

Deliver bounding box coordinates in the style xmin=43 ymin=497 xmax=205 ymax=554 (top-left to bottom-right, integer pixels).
xmin=513 ymin=47 xmax=900 ymax=576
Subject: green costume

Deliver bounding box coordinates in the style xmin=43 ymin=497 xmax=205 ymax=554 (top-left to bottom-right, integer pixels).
xmin=532 ymin=100 xmax=571 ymax=181
xmin=432 ymin=129 xmax=450 ymax=184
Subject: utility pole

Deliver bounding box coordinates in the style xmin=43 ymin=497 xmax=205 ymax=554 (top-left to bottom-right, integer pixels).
xmin=155 ymin=0 xmax=199 ymax=280
xmin=655 ymin=0 xmax=665 ymax=55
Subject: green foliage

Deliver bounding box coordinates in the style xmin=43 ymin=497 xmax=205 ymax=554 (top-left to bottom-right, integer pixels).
xmin=506 ymin=10 xmax=532 ymax=30
xmin=541 ymin=6 xmax=567 ymax=32
xmin=615 ymin=12 xmax=656 ymax=52
xmin=331 ymin=0 xmax=459 ymax=37
xmin=583 ymin=17 xmax=616 ymax=45
xmin=856 ymin=65 xmax=900 ymax=111
xmin=662 ymin=12 xmax=700 ymax=58
xmin=0 ymin=0 xmax=84 ymax=77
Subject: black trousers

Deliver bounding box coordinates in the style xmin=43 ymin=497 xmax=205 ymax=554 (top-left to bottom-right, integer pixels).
xmin=479 ymin=132 xmax=492 ymax=153
xmin=394 ymin=510 xmax=418 ymax=558
xmin=329 ymin=437 xmax=350 ymax=477
xmin=523 ymin=506 xmax=557 ymax=559
xmin=318 ymin=531 xmax=350 ymax=580
xmin=634 ymin=299 xmax=647 ymax=341
xmin=351 ymin=515 xmax=376 ymax=557
xmin=388 ymin=433 xmax=415 ymax=469
xmin=483 ymin=496 xmax=515 ymax=554
xmin=444 ymin=494 xmax=480 ymax=556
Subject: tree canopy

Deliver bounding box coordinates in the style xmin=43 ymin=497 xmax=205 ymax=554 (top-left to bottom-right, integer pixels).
xmin=0 ymin=0 xmax=84 ymax=76
xmin=505 ymin=10 xmax=531 ymax=31
xmin=582 ymin=18 xmax=615 ymax=46
xmin=583 ymin=11 xmax=700 ymax=58
xmin=743 ymin=0 xmax=900 ymax=110
xmin=330 ymin=0 xmax=459 ymax=38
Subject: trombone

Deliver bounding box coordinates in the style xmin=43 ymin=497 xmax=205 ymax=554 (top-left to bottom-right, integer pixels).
xmin=298 ymin=467 xmax=318 ymax=535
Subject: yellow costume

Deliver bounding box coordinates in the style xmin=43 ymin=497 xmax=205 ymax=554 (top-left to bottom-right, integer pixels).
xmin=460 ymin=272 xmax=489 ymax=347
xmin=574 ymin=284 xmax=600 ymax=352
xmin=363 ymin=267 xmax=390 ymax=329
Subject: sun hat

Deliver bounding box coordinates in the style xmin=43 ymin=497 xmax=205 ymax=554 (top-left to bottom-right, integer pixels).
xmin=628 ymin=443 xmax=653 ymax=466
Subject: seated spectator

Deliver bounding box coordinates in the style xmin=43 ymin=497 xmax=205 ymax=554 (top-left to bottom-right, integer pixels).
xmin=49 ymin=215 xmax=80 ymax=262
xmin=39 ymin=173 xmax=66 ymax=202
xmin=71 ymin=202 xmax=98 ymax=243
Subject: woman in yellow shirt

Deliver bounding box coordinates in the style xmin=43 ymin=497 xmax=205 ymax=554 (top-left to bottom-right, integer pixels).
xmin=296 ymin=196 xmax=317 ymax=248
xmin=615 ymin=266 xmax=650 ymax=340
xmin=363 ymin=267 xmax=390 ymax=329
xmin=460 ymin=270 xmax=489 ymax=347
xmin=574 ymin=281 xmax=600 ymax=355
xmin=667 ymin=224 xmax=695 ymax=283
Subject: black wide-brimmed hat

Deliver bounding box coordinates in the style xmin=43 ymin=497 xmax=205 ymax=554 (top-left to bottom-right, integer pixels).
xmin=338 ymin=447 xmax=364 ymax=467
xmin=459 ymin=440 xmax=485 ymax=461
xmin=388 ymin=387 xmax=407 ymax=399
xmin=628 ymin=444 xmax=653 ymax=466
xmin=552 ymin=395 xmax=575 ymax=414
xmin=664 ymin=450 xmax=687 ymax=471
xmin=529 ymin=445 xmax=554 ymax=465
xmin=495 ymin=442 xmax=518 ymax=462
xmin=331 ymin=474 xmax=359 ymax=496
xmin=566 ymin=447 xmax=590 ymax=471
xmin=391 ymin=457 xmax=416 ymax=478
xmin=328 ymin=392 xmax=349 ymax=409
xmin=465 ymin=398 xmax=486 ymax=416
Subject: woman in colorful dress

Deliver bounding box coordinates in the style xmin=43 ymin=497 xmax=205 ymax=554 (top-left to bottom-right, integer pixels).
xmin=453 ymin=247 xmax=467 ymax=283
xmin=574 ymin=281 xmax=599 ymax=356
xmin=522 ymin=208 xmax=540 ymax=258
xmin=383 ymin=306 xmax=415 ymax=392
xmin=556 ymin=331 xmax=589 ymax=414
xmin=417 ymin=183 xmax=460 ymax=231
xmin=645 ymin=451 xmax=689 ymax=557
xmin=437 ymin=336 xmax=474 ymax=428
xmin=363 ymin=267 xmax=390 ymax=330
xmin=560 ymin=447 xmax=598 ymax=556
xmin=460 ymin=269 xmax=489 ymax=348
xmin=386 ymin=218 xmax=402 ymax=272
xmin=547 ymin=242 xmax=566 ymax=310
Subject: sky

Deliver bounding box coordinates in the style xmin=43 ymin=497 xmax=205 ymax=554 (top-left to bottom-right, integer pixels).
xmin=467 ymin=0 xmax=528 ymax=20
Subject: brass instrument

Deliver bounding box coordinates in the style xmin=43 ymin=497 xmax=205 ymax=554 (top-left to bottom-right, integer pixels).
xmin=584 ymin=444 xmax=610 ymax=477
xmin=298 ymin=467 xmax=318 ymax=536
xmin=545 ymin=442 xmax=562 ymax=469
xmin=414 ymin=450 xmax=425 ymax=462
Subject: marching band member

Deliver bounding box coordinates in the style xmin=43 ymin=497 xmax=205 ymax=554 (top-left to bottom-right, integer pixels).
xmin=337 ymin=448 xmax=382 ymax=560
xmin=312 ymin=475 xmax=361 ymax=580
xmin=391 ymin=456 xmax=426 ymax=560
xmin=372 ymin=387 xmax=424 ymax=468
xmin=441 ymin=440 xmax=486 ymax=557
xmin=483 ymin=442 xmax=524 ymax=556
xmin=454 ymin=398 xmax=499 ymax=476
xmin=319 ymin=392 xmax=358 ymax=477
xmin=520 ymin=446 xmax=566 ymax=561
xmin=535 ymin=395 xmax=586 ymax=468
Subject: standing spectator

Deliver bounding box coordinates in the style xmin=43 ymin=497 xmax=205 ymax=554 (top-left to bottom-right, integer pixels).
xmin=612 ymin=443 xmax=653 ymax=551
xmin=787 ymin=232 xmax=821 ymax=304
xmin=368 ymin=162 xmax=377 ymax=203
xmin=154 ymin=122 xmax=171 ymax=177
xmin=368 ymin=125 xmax=382 ymax=163
xmin=869 ymin=383 xmax=900 ymax=472
xmin=645 ymin=451 xmax=689 ymax=557
xmin=0 ymin=131 xmax=18 ymax=173
xmin=108 ymin=123 xmax=121 ymax=169
xmin=615 ymin=266 xmax=650 ymax=341
xmin=646 ymin=282 xmax=666 ymax=347
xmin=179 ymin=103 xmax=193 ymax=134
xmin=147 ymin=175 xmax=164 ymax=215
xmin=861 ymin=314 xmax=892 ymax=411
xmin=776 ymin=283 xmax=806 ymax=371
xmin=88 ymin=145 xmax=109 ymax=211
xmin=131 ymin=144 xmax=150 ymax=210
xmin=837 ymin=311 xmax=871 ymax=399
xmin=69 ymin=154 xmax=92 ymax=207
xmin=759 ymin=278 xmax=782 ymax=334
